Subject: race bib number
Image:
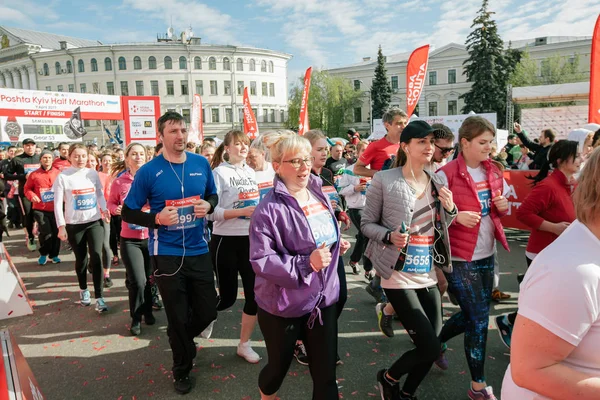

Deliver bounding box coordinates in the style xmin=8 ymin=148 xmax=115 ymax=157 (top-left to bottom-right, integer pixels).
xmin=258 ymin=182 xmax=273 ymax=200
xmin=402 ymin=235 xmax=434 ymax=274
xmin=165 ymin=196 xmax=202 ymax=231
xmin=303 ymin=202 xmax=337 ymax=247
xmin=40 ymin=188 xmax=54 ymax=203
xmin=476 ymin=181 xmax=492 ymax=217
xmin=24 ymin=164 xmax=40 ymax=174
xmin=237 ymin=191 xmax=259 ymax=220
xmin=322 ymin=186 xmax=339 ymax=204
xmin=72 ymin=188 xmax=96 ymax=210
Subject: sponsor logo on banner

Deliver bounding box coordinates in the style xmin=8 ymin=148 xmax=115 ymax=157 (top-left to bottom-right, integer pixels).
xmin=406 ymin=45 xmax=430 ymax=117
xmin=128 ymin=100 xmax=155 ymax=116
xmin=242 ymin=87 xmax=259 ymax=139
xmin=298 ymin=67 xmax=312 ymax=135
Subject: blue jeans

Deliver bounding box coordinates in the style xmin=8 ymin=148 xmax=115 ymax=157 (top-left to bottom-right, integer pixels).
xmin=439 ymin=255 xmax=494 ymax=383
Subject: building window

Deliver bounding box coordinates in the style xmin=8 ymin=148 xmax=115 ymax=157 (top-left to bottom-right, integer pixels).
xmin=280 ymin=110 xmax=285 ymax=123
xmin=448 ymin=100 xmax=458 ymax=115
xmin=209 ymin=57 xmax=216 ymax=70
xmin=166 ymin=80 xmax=174 ymax=95
xmin=148 ymin=56 xmax=157 ymax=69
xmin=269 ymin=83 xmax=275 ymax=97
xmin=391 ymin=76 xmax=399 ymax=92
xmin=80 ymin=83 xmax=87 ymax=93
xmin=448 ymin=69 xmax=456 ymax=84
xmin=249 ymin=59 xmax=256 ymax=71
xmin=151 ymin=80 xmax=159 ymax=96
xmin=428 ymin=101 xmax=438 ymax=116
xmin=91 ymin=58 xmax=98 ymax=72
xmin=236 ymin=58 xmax=243 ymax=71
xmin=210 ymin=80 xmax=218 ymax=95
xmin=354 ymin=107 xmax=362 ymax=123
xmin=179 ymin=56 xmax=187 ymax=70
xmin=225 ymin=108 xmax=232 ymax=123
xmin=68 ymin=84 xmax=74 ymax=93
xmin=237 ymin=81 xmax=244 ymax=95
xmin=354 ymin=80 xmax=361 ymax=90
xmin=45 ymin=86 xmax=51 ymax=91
xmin=250 ymin=81 xmax=257 ymax=95
xmin=262 ymin=82 xmax=268 ymax=96
xmin=194 ymin=56 xmax=202 ymax=69
xmin=106 ymin=82 xmax=114 ymax=95
xmin=253 ymin=108 xmax=258 ymax=121
xmin=238 ymin=108 xmax=244 ymax=123
xmin=104 ymin=57 xmax=112 ymax=71
xmin=134 ymin=56 xmax=142 ymax=70
xmin=76 ymin=60 xmax=84 ymax=73
xmin=118 ymin=57 xmax=127 ymax=70
xmin=268 ymin=61 xmax=274 ymax=73
xmin=181 ymin=80 xmax=189 ymax=95
xmin=261 ymin=60 xmax=267 ymax=72
xmin=269 ymin=109 xmax=275 ymax=122
xmin=195 ymin=80 xmax=203 ymax=95
xmin=428 ymin=71 xmax=437 ymax=85
xmin=164 ymin=56 xmax=172 ymax=70
xmin=55 ymin=62 xmax=62 ymax=75
xmin=223 ymin=57 xmax=230 ymax=71
xmin=43 ymin=63 xmax=49 ymax=76
xmin=224 ymin=80 xmax=231 ymax=95
xmin=182 ymin=109 xmax=191 ymax=123
xmin=136 ymin=81 xmax=144 ymax=96
xmin=57 ymin=85 xmax=63 ymax=92
xmin=211 ymin=108 xmax=220 ymax=123
xmin=66 ymin=61 xmax=72 ymax=73
xmin=120 ymin=81 xmax=129 ymax=96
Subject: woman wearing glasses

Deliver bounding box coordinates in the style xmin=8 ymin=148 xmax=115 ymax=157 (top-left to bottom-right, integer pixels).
xmin=249 ymin=131 xmax=350 ymax=400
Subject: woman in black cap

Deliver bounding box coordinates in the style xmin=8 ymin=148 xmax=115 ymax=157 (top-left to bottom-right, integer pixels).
xmin=362 ymin=120 xmax=457 ymax=400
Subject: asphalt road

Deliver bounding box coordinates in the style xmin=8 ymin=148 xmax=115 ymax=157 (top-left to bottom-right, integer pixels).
xmin=1 ymin=226 xmax=529 ymax=400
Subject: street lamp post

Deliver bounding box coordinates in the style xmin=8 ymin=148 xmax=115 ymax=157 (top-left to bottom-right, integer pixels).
xmin=358 ymin=80 xmax=372 ymax=136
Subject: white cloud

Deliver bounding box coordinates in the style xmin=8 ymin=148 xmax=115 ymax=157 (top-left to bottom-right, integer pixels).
xmin=0 ymin=6 xmax=34 ymax=25
xmin=0 ymin=0 xmax=60 ymax=26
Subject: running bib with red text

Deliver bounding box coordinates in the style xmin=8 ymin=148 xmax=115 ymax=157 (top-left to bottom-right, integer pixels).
xmin=237 ymin=191 xmax=259 ymax=220
xmin=322 ymin=186 xmax=340 ymax=204
xmin=402 ymin=235 xmax=434 ymax=274
xmin=40 ymin=188 xmax=54 ymax=203
xmin=165 ymin=196 xmax=201 ymax=231
xmin=258 ymin=182 xmax=273 ymax=200
xmin=72 ymin=188 xmax=96 ymax=210
xmin=476 ymin=181 xmax=492 ymax=217
xmin=303 ymin=202 xmax=338 ymax=247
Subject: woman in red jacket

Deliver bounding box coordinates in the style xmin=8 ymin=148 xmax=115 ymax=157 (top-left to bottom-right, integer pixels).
xmin=437 ymin=116 xmax=509 ymax=400
xmin=24 ymin=150 xmax=61 ymax=265
xmin=494 ymin=140 xmax=580 ymax=349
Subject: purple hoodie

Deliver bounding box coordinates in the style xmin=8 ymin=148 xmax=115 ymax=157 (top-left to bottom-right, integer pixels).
xmin=249 ymin=174 xmax=340 ymax=322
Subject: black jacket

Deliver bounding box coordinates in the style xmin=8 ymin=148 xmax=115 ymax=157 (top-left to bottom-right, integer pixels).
xmin=6 ymin=153 xmax=41 ymax=197
xmin=515 ymin=130 xmax=550 ymax=170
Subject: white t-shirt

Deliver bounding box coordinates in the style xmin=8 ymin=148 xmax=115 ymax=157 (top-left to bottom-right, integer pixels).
xmin=502 ymin=220 xmax=600 ymax=400
xmin=438 ymin=166 xmax=509 ymax=261
xmin=255 ymin=162 xmax=276 ymax=200
xmin=382 ymin=189 xmax=438 ymax=290
xmin=53 ymin=167 xmax=107 ymax=227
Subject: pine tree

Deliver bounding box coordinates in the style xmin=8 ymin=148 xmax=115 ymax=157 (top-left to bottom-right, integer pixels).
xmin=370 ymin=45 xmax=392 ymax=120
xmin=460 ymin=0 xmax=517 ymax=128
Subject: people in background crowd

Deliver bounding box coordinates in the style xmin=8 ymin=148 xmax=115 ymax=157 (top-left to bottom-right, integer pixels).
xmin=513 ymin=123 xmax=555 ymax=169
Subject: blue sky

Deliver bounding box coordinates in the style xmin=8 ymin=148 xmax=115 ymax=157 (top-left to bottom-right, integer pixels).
xmin=1 ymin=0 xmax=599 ymax=84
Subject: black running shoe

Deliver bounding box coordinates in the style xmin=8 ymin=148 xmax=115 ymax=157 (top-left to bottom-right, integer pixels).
xmin=173 ymin=376 xmax=192 ymax=395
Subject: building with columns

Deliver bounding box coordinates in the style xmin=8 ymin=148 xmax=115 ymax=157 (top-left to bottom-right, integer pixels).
xmin=326 ymin=36 xmax=591 ymax=134
xmin=0 ymin=26 xmax=292 ymax=142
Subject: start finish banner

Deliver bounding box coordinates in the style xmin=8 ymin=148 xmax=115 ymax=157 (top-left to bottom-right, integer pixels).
xmin=0 ymin=88 xmax=122 ymax=143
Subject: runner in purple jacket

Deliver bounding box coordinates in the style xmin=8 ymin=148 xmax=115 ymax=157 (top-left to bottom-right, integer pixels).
xmin=249 ymin=131 xmax=350 ymax=400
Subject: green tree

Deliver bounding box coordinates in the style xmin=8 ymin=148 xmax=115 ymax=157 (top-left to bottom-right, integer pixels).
xmin=460 ymin=0 xmax=518 ymax=128
xmin=370 ymin=45 xmax=392 ymax=120
xmin=510 ymin=51 xmax=585 ymax=86
xmin=287 ymin=70 xmax=363 ymax=136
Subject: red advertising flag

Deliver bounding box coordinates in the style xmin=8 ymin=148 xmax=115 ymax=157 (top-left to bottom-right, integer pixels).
xmin=189 ymin=94 xmax=204 ymax=144
xmin=298 ymin=67 xmax=312 ymax=135
xmin=589 ymin=14 xmax=600 ymax=124
xmin=243 ymin=87 xmax=259 ymax=140
xmin=406 ymin=45 xmax=430 ymax=117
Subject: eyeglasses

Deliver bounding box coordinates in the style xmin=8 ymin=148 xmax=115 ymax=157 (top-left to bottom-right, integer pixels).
xmin=282 ymin=157 xmax=314 ymax=169
xmin=435 ymin=144 xmax=455 ymax=155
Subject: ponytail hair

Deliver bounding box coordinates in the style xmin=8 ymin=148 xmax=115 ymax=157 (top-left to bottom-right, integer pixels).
xmin=210 ymin=130 xmax=249 ymax=170
xmin=392 ymin=146 xmax=408 ymax=168
xmin=527 ymin=139 xmax=578 ymax=186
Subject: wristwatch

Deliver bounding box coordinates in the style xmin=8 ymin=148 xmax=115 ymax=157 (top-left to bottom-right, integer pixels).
xmin=383 ymin=230 xmax=393 ymax=245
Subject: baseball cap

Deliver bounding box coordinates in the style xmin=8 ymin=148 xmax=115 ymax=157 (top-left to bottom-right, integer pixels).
xmin=400 ymin=120 xmax=435 ymax=143
xmin=347 ymin=128 xmax=357 ymax=134
xmin=22 ymin=138 xmax=36 ymax=145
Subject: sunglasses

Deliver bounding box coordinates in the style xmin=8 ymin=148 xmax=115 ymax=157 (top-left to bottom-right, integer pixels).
xmin=435 ymin=144 xmax=455 ymax=155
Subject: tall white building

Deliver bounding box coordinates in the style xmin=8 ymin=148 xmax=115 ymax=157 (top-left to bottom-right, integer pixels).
xmin=327 ymin=36 xmax=591 ymax=133
xmin=0 ymin=26 xmax=292 ymax=141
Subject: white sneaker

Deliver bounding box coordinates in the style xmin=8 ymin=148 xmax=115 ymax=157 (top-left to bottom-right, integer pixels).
xmin=237 ymin=341 xmax=261 ymax=364
xmin=200 ymin=319 xmax=216 ymax=339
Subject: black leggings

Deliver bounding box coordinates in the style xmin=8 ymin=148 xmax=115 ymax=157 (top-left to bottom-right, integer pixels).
xmin=109 ymin=216 xmax=121 ymax=256
xmin=210 ymin=234 xmax=257 ymax=315
xmin=507 ymin=256 xmax=533 ymax=325
xmin=101 ymin=220 xmax=113 ymax=271
xmin=336 ymin=256 xmax=347 ymax=319
xmin=32 ymin=210 xmax=60 ymax=258
xmin=66 ymin=220 xmax=104 ymax=299
xmin=385 ymin=286 xmax=442 ymax=395
xmin=257 ymin=305 xmax=338 ymax=399
xmin=121 ymin=238 xmax=152 ymax=321
xmin=19 ymin=195 xmax=34 ymax=238
xmin=347 ymin=208 xmax=372 ymax=271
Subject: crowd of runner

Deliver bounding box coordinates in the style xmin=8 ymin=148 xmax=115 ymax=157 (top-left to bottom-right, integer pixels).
xmin=2 ymin=110 xmax=599 ymax=400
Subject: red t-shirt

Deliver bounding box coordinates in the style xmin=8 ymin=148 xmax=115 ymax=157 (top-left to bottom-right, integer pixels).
xmin=358 ymin=137 xmax=399 ymax=171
